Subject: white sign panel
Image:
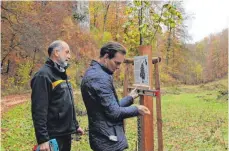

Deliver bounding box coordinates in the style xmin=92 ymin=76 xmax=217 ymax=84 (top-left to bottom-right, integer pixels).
xmin=134 ymin=55 xmax=149 ymax=86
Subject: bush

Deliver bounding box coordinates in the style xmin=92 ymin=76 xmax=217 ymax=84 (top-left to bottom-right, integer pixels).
xmin=1 ymin=61 xmax=33 ymax=95
xmin=15 ymin=61 xmax=32 ymax=88
xmin=217 ymin=89 xmax=228 ymax=101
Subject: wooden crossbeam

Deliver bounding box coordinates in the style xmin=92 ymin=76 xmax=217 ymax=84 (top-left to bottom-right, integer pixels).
xmin=124 ymin=57 xmax=161 ymax=64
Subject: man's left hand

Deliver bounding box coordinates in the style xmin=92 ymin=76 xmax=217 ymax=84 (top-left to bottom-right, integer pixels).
xmin=76 ymin=127 xmax=84 ymax=135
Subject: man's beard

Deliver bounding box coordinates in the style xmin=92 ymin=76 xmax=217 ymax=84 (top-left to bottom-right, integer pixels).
xmin=60 ymin=62 xmax=68 ymax=68
xmin=57 ymin=58 xmax=68 ymax=68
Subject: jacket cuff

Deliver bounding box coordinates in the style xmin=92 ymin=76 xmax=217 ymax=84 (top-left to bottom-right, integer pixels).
xmin=133 ymin=106 xmax=140 ymax=116
xmin=74 ymin=119 xmax=79 ymax=130
xmin=76 ymin=125 xmax=79 ymax=130
xmin=37 ymin=135 xmax=50 ymax=145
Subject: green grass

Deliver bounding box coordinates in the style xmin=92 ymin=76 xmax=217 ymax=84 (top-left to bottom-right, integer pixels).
xmin=161 ymin=92 xmax=228 ymax=151
xmin=1 ymin=102 xmax=36 ymax=151
xmin=1 ymin=78 xmax=228 ymax=151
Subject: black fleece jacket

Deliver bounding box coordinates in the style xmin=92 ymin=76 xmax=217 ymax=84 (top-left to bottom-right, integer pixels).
xmin=31 ymin=58 xmax=79 ymax=144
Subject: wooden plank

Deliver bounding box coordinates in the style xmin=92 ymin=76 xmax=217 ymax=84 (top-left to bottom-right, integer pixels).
xmin=132 ymin=84 xmax=150 ymax=90
xmin=138 ymin=45 xmax=154 ymax=151
xmin=155 ymin=63 xmax=163 ymax=151
xmin=124 ymin=57 xmax=161 ymax=64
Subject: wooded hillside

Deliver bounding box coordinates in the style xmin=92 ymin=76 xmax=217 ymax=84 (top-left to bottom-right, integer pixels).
xmin=1 ymin=1 xmax=228 ymax=95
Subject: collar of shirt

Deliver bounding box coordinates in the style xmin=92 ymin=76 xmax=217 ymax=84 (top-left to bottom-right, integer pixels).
xmin=90 ymin=60 xmax=113 ymax=75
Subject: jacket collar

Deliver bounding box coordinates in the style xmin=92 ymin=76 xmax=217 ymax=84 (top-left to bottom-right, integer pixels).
xmin=90 ymin=60 xmax=113 ymax=75
xmin=45 ymin=58 xmax=68 ymax=73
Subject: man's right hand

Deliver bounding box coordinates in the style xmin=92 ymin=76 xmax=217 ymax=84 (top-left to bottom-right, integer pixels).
xmin=128 ymin=87 xmax=139 ymax=99
xmin=137 ymin=105 xmax=150 ymax=115
xmin=39 ymin=141 xmax=50 ymax=151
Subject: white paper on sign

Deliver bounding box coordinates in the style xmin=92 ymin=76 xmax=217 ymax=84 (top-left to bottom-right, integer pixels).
xmin=134 ymin=55 xmax=149 ymax=86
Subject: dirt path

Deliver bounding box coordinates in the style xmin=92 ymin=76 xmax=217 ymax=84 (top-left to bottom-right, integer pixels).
xmin=1 ymin=91 xmax=79 ymax=113
xmin=1 ymin=93 xmax=30 ymax=113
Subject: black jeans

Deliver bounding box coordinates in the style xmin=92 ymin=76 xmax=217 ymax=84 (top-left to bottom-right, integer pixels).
xmin=55 ymin=135 xmax=72 ymax=151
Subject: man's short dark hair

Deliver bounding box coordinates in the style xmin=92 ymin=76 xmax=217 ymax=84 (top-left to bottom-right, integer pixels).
xmin=100 ymin=41 xmax=126 ymax=59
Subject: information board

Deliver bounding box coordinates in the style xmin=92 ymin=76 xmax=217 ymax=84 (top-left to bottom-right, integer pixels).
xmin=134 ymin=55 xmax=149 ymax=86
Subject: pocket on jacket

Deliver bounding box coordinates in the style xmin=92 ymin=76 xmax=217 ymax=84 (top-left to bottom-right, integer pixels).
xmin=57 ymin=112 xmax=67 ymax=124
xmin=106 ymin=121 xmax=126 ymax=142
xmin=91 ymin=121 xmax=117 ymax=142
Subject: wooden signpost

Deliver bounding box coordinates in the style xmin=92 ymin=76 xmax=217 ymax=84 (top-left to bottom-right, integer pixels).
xmin=123 ymin=46 xmax=163 ymax=151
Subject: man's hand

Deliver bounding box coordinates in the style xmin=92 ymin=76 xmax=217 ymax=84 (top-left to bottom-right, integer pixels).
xmin=136 ymin=105 xmax=150 ymax=115
xmin=76 ymin=127 xmax=84 ymax=135
xmin=39 ymin=141 xmax=50 ymax=151
xmin=128 ymin=87 xmax=139 ymax=99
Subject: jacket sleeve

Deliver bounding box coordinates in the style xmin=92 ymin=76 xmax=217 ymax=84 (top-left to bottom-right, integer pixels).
xmin=92 ymin=77 xmax=139 ymax=121
xmin=31 ymin=75 xmax=52 ymax=144
xmin=72 ymin=105 xmax=79 ymax=130
xmin=119 ymin=96 xmax=134 ymax=107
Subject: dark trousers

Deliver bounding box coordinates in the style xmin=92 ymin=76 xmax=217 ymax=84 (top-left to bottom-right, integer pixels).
xmin=55 ymin=135 xmax=72 ymax=151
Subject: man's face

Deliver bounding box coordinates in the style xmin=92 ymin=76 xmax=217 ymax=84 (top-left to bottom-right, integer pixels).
xmin=57 ymin=43 xmax=71 ymax=67
xmin=106 ymin=52 xmax=125 ymax=73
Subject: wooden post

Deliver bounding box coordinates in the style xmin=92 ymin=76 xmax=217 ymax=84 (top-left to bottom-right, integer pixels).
xmin=155 ymin=63 xmax=163 ymax=151
xmin=138 ymin=45 xmax=154 ymax=151
xmin=123 ymin=56 xmax=163 ymax=151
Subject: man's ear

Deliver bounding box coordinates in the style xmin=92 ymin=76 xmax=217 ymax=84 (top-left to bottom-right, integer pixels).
xmin=104 ymin=53 xmax=109 ymax=59
xmin=53 ymin=49 xmax=59 ymax=57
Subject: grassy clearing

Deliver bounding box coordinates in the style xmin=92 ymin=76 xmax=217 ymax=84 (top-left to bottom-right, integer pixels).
xmin=1 ymin=78 xmax=228 ymax=151
xmin=1 ymin=102 xmax=36 ymax=151
xmin=161 ymin=92 xmax=227 ymax=151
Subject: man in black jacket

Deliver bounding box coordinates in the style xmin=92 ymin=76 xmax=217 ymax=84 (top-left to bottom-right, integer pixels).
xmin=31 ymin=40 xmax=84 ymax=151
xmin=81 ymin=41 xmax=150 ymax=151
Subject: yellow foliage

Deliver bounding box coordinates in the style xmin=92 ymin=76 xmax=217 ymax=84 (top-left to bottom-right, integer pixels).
xmin=63 ymin=16 xmax=75 ymax=27
xmin=16 ymin=61 xmax=32 ymax=86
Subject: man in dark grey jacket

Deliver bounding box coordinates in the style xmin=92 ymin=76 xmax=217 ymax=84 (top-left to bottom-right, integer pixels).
xmin=31 ymin=40 xmax=84 ymax=151
xmin=81 ymin=41 xmax=150 ymax=151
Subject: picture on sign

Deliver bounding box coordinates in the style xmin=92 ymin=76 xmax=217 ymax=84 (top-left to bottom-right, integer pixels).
xmin=134 ymin=55 xmax=149 ymax=86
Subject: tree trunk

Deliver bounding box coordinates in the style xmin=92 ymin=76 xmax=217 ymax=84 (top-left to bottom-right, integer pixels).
xmin=72 ymin=1 xmax=90 ymax=32
xmin=29 ymin=48 xmax=38 ymax=76
xmin=166 ymin=27 xmax=172 ymax=65
xmin=6 ymin=59 xmax=10 ymax=74
xmin=139 ymin=1 xmax=143 ymax=45
xmin=103 ymin=2 xmax=110 ymax=32
xmin=115 ymin=2 xmax=119 ymax=41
